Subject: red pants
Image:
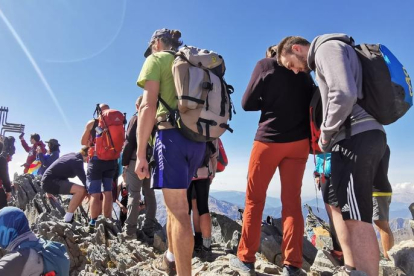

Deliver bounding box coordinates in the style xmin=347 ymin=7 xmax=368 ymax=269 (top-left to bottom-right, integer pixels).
xmin=237 ymin=139 xmax=309 ymax=268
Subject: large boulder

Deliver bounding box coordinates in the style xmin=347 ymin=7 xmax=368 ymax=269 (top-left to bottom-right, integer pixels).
xmin=388 ymin=240 xmax=414 ymax=276
xmin=211 ymin=212 xmax=241 ymax=244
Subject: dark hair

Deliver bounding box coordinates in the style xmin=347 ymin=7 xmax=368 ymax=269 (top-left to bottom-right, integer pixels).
xmin=30 ymin=133 xmax=40 ymax=142
xmin=276 ymin=36 xmax=310 ymax=65
xmin=49 ymin=143 xmax=60 ymax=152
xmin=0 ymin=141 xmax=3 ymax=153
xmin=160 ymin=30 xmax=183 ymax=51
xmin=266 ymin=45 xmax=278 ymax=58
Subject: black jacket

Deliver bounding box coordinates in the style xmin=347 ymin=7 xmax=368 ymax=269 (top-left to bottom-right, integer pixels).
xmin=122 ymin=115 xmax=137 ymax=166
xmin=242 ymin=58 xmax=314 ymax=143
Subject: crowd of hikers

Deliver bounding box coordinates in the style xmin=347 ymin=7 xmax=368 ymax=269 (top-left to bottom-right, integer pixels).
xmin=0 ymin=28 xmax=412 ymax=276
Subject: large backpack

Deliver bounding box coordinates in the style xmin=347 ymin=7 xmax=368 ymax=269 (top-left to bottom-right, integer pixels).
xmin=352 ymin=42 xmax=413 ymax=124
xmin=19 ymin=239 xmax=70 ymax=276
xmin=159 ymin=46 xmax=235 ymax=142
xmin=93 ymin=107 xmax=126 ymax=161
xmin=2 ymin=136 xmax=16 ymax=157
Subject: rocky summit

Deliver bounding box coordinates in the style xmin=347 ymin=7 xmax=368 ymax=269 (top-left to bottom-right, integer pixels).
xmin=2 ymin=174 xmax=414 ymax=275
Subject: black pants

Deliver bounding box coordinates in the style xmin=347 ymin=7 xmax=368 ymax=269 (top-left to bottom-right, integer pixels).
xmin=187 ymin=178 xmax=211 ymax=215
xmin=0 ymin=188 xmax=7 ymax=209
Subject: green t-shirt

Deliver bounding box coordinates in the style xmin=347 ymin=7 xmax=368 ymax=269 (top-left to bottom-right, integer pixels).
xmin=137 ymin=51 xmax=177 ymax=118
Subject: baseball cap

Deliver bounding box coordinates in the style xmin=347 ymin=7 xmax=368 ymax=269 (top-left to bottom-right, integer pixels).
xmin=45 ymin=139 xmax=60 ymax=147
xmin=144 ymin=28 xmax=173 ymax=58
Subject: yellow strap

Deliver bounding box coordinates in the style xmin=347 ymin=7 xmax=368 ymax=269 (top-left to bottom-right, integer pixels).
xmin=372 ymin=192 xmax=392 ymax=197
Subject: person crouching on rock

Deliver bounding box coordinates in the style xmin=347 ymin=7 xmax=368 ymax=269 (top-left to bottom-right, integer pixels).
xmin=41 ymin=146 xmax=89 ymax=223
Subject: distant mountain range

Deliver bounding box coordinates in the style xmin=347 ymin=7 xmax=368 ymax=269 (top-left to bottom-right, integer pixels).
xmin=210 ymin=190 xmax=413 ymax=220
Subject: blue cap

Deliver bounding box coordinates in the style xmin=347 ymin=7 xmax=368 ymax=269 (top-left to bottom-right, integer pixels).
xmin=144 ymin=28 xmax=172 ymax=58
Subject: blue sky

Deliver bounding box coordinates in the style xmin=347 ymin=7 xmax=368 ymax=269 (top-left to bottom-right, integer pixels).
xmin=1 ymin=0 xmax=413 ymax=199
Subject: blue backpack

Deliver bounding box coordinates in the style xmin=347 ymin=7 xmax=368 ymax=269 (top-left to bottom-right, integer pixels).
xmin=351 ymin=41 xmax=413 ymax=125
xmin=19 ymin=239 xmax=70 ymax=276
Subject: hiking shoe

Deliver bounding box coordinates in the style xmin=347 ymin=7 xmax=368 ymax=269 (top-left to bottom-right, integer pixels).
xmin=200 ymin=246 xmax=214 ymax=262
xmin=333 ymin=266 xmax=368 ymax=276
xmin=281 ymin=265 xmax=306 ymax=276
xmin=88 ymin=224 xmax=95 ymax=234
xmin=229 ymin=257 xmax=255 ymax=276
xmin=142 ymin=227 xmax=155 ymax=239
xmin=152 ymin=252 xmax=177 ymax=276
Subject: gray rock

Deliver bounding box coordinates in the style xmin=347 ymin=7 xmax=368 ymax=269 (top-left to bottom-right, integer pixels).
xmin=259 ymin=233 xmax=282 ymax=265
xmin=310 ymin=250 xmax=340 ymax=274
xmin=211 ymin=213 xmax=242 ymax=244
xmin=388 ymin=240 xmax=414 ymax=276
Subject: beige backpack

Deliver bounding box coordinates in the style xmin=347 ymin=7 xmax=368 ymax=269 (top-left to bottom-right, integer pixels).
xmin=158 ymin=46 xmax=234 ymax=142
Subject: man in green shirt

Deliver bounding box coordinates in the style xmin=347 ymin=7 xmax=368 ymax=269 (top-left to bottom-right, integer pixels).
xmin=135 ymin=28 xmax=205 ymax=276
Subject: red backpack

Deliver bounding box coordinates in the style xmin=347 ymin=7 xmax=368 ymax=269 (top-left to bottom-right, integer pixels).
xmin=216 ymin=138 xmax=228 ymax=173
xmin=93 ymin=108 xmax=125 ymax=161
xmin=309 ymin=86 xmax=323 ymax=156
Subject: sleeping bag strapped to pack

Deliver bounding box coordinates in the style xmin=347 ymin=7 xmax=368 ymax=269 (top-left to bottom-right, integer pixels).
xmin=19 ymin=239 xmax=70 ymax=276
xmin=159 ymin=46 xmax=235 ymax=142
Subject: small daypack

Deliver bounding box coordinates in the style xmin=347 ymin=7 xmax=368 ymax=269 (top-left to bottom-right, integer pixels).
xmin=19 ymin=239 xmax=70 ymax=276
xmin=2 ymin=136 xmax=16 ymax=157
xmin=216 ymin=138 xmax=228 ymax=173
xmin=159 ymin=46 xmax=235 ymax=142
xmin=352 ymin=42 xmax=413 ymax=124
xmin=93 ymin=106 xmax=126 ymax=161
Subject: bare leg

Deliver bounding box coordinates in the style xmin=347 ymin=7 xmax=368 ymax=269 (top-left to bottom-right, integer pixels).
xmin=199 ymin=213 xmax=212 ymax=240
xmin=374 ymin=220 xmax=394 ymax=260
xmin=346 ymin=220 xmax=379 ymax=276
xmin=192 ymin=199 xmax=201 ymax=233
xmin=67 ymin=185 xmax=87 ymax=213
xmin=330 ymin=206 xmax=354 ymax=267
xmin=103 ymin=191 xmax=113 ymax=218
xmin=166 ymin=207 xmax=174 ymax=254
xmin=163 ymin=188 xmax=193 ymax=276
xmin=90 ymin=193 xmax=102 ymax=219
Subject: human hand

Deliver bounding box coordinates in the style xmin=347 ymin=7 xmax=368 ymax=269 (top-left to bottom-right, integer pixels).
xmin=19 ymin=133 xmax=24 ymax=139
xmin=46 ymin=193 xmax=57 ymax=201
xmin=36 ymin=146 xmax=42 ymax=154
xmin=120 ymin=205 xmax=128 ymax=214
xmin=6 ymin=192 xmax=12 ymax=202
xmin=135 ymin=158 xmax=149 ymax=180
xmin=314 ymin=177 xmax=321 ymax=190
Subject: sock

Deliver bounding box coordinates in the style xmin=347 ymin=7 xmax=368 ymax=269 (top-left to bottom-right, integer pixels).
xmin=89 ymin=218 xmax=97 ymax=226
xmin=166 ymin=250 xmax=175 ymax=262
xmin=64 ymin=212 xmax=74 ymax=222
xmin=203 ymin=237 xmax=211 ymax=249
xmin=344 ymin=264 xmax=356 ymax=272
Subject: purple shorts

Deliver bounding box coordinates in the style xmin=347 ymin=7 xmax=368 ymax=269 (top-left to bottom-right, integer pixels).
xmin=152 ymin=129 xmax=205 ymax=189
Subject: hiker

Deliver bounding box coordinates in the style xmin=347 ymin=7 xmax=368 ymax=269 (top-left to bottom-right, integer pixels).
xmin=121 ymin=95 xmax=156 ymax=240
xmin=0 ymin=140 xmax=12 ymax=209
xmin=42 ymin=146 xmax=89 ymax=223
xmin=135 ymin=28 xmax=205 ymax=276
xmin=314 ymin=153 xmax=343 ymax=262
xmin=36 ymin=138 xmax=61 ymax=175
xmin=188 ymin=140 xmax=218 ymax=258
xmin=0 ymin=207 xmax=70 ymax=276
xmin=372 ymin=146 xmax=394 ymax=260
xmin=276 ymin=34 xmax=390 ymax=276
xmin=19 ymin=133 xmax=46 ymax=174
xmin=229 ymin=46 xmax=313 ymax=276
xmin=81 ymin=103 xmax=121 ymax=232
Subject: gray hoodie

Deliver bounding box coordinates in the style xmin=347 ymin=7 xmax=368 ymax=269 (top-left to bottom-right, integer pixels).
xmin=307 ymin=33 xmax=384 ymax=151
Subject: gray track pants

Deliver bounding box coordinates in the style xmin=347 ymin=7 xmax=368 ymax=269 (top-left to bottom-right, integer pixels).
xmin=124 ymin=160 xmax=157 ymax=235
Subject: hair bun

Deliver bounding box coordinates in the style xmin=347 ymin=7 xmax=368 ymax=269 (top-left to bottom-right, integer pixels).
xmin=171 ymin=30 xmax=182 ymax=40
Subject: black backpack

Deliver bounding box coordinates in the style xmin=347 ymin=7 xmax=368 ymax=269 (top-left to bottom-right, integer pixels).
xmin=2 ymin=136 xmax=16 ymax=157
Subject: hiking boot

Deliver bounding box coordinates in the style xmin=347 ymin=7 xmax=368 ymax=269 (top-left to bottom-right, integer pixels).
xmin=200 ymin=246 xmax=214 ymax=262
xmin=281 ymin=265 xmax=306 ymax=276
xmin=333 ymin=266 xmax=368 ymax=276
xmin=194 ymin=232 xmax=203 ymax=252
xmin=142 ymin=227 xmax=155 ymax=239
xmin=229 ymin=257 xmax=255 ymax=276
xmin=152 ymin=252 xmax=177 ymax=276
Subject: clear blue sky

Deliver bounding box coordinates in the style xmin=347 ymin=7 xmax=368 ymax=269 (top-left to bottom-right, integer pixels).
xmin=1 ymin=0 xmax=413 ymax=198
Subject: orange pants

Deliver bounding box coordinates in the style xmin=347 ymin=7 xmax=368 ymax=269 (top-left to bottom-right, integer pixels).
xmin=237 ymin=139 xmax=309 ymax=268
